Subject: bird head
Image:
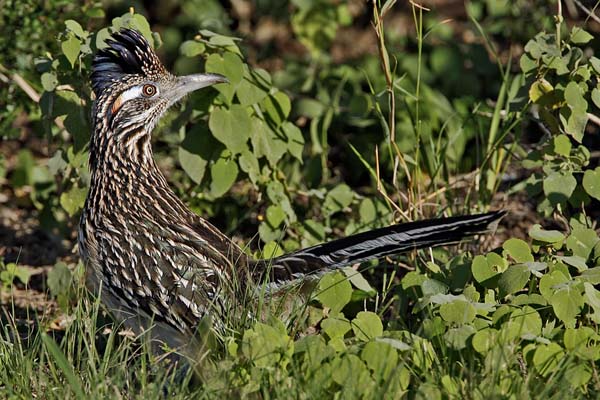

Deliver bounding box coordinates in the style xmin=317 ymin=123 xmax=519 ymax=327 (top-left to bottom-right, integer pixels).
xmin=91 ymin=29 xmax=227 ymax=134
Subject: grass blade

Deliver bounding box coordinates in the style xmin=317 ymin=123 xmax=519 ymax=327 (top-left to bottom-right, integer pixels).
xmin=41 ymin=333 xmax=86 ymax=398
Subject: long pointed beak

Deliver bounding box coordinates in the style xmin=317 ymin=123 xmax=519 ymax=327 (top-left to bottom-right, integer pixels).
xmin=169 ymin=73 xmax=228 ymax=103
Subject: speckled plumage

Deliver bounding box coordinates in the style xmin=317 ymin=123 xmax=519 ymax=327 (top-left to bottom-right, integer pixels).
xmin=79 ymin=28 xmax=505 ymax=353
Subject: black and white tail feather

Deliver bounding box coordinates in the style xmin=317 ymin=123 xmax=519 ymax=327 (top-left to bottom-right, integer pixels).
xmin=256 ymin=210 xmax=505 ymax=286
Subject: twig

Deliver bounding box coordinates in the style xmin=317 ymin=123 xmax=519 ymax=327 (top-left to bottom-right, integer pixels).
xmin=587 ymin=112 xmax=600 ymax=128
xmin=571 ymin=0 xmax=600 ymax=24
xmin=0 ymin=64 xmax=40 ymax=102
xmin=0 ymin=63 xmax=65 ymax=130
xmin=375 ymin=145 xmax=410 ymax=221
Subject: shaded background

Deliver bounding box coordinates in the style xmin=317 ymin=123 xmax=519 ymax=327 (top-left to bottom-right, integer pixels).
xmin=1 ymin=0 xmax=599 ymax=315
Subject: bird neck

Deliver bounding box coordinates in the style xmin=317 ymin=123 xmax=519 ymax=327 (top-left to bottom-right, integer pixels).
xmin=89 ymin=122 xmax=171 ymax=190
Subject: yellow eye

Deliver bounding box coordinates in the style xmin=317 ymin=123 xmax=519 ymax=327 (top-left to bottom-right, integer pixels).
xmin=142 ymin=84 xmax=157 ymax=97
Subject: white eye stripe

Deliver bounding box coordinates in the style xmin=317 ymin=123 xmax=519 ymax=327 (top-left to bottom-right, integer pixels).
xmin=121 ymin=86 xmax=144 ymax=102
xmin=111 ymin=85 xmax=159 ymax=116
xmin=121 ymin=85 xmax=160 ymax=102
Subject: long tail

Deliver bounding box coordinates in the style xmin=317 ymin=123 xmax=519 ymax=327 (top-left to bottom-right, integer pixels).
xmin=257 ymin=210 xmax=505 ymax=282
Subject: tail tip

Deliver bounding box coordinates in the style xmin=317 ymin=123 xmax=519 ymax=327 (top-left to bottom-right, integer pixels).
xmin=486 ymin=210 xmax=507 ymax=231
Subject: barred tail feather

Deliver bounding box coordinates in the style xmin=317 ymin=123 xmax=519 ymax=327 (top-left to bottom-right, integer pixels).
xmin=261 ymin=210 xmax=505 ymax=282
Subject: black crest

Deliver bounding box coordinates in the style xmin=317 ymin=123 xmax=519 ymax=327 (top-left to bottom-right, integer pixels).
xmin=91 ymin=29 xmax=166 ymax=96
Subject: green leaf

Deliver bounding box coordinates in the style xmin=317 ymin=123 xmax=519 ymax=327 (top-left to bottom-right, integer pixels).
xmin=266 ymin=205 xmax=285 ymax=228
xmin=296 ymin=98 xmax=325 ymax=118
xmin=422 ymin=279 xmax=448 ymax=297
xmin=282 ymin=122 xmax=305 ymax=161
xmin=241 ymin=321 xmax=291 ymax=368
xmin=361 ymin=341 xmax=398 ymax=381
xmin=564 ymin=327 xmax=594 ymax=350
xmin=41 ymin=72 xmax=58 ymax=92
xmin=592 ymin=88 xmax=600 ymax=109
xmin=524 ymin=262 xmax=548 ymax=278
xmin=567 ymin=227 xmax=599 ymax=259
xmin=236 ymin=73 xmax=268 ymax=106
xmin=251 ymin=118 xmax=287 ymax=166
xmin=503 ymin=238 xmax=534 ymax=262
xmin=560 ymin=106 xmax=587 ymax=142
xmin=65 ymin=147 xmax=86 ymax=170
xmin=351 ymin=311 xmax=383 ymax=341
xmin=258 ymin=221 xmax=281 ymax=243
xmin=579 ymin=267 xmax=600 ymax=284
xmin=551 ymin=285 xmax=584 ymax=325
xmin=590 ymin=57 xmax=600 ymax=74
xmin=402 ymin=271 xmax=427 ymax=290
xmin=584 ymin=282 xmax=600 ymax=323
xmin=570 ymin=27 xmax=594 ymax=44
xmin=47 ymin=262 xmax=72 ymax=297
xmin=180 ymin=40 xmax=206 ymax=57
xmin=61 ymin=33 xmax=80 ymax=67
xmin=583 ymin=167 xmax=600 ymax=200
xmin=206 ymin=33 xmax=240 ymax=50
xmin=321 ymin=316 xmax=351 ymax=339
xmin=342 ymin=267 xmax=376 ymax=294
xmin=564 ymin=82 xmax=587 ymax=110
xmin=331 ymin=354 xmax=369 ymax=386
xmin=506 ymin=306 xmax=542 ymax=338
xmin=262 ymin=91 xmax=291 ymax=127
xmin=323 ymin=184 xmax=353 ymax=214
xmin=444 ymin=325 xmax=476 ymax=350
xmin=266 ymin=180 xmax=296 ymax=222
xmin=238 ymin=150 xmax=260 ymax=184
xmin=471 ymin=254 xmax=505 ymax=286
xmin=179 ymin=125 xmax=215 ymax=184
xmin=543 ymin=171 xmax=577 ymax=204
xmin=48 ymin=151 xmax=67 ymax=175
xmin=528 ymin=224 xmax=565 ymax=243
xmin=65 ymin=20 xmax=86 ymax=38
xmin=539 ymin=270 xmax=570 ymax=300
xmin=328 ymin=337 xmax=346 ymax=353
xmin=498 ymin=265 xmax=530 ymax=297
xmin=520 ymin=54 xmax=537 ymax=73
xmin=556 ymin=255 xmax=588 ymax=271
xmin=261 ymin=241 xmax=283 ymax=259
xmin=59 ymin=185 xmax=87 ymax=216
xmin=552 ymin=135 xmax=572 ymax=157
xmin=472 ymin=328 xmax=497 ymax=354
xmin=529 ymin=78 xmax=553 ymax=103
xmin=209 ymin=154 xmax=238 ymax=197
xmin=95 ymin=28 xmax=112 ymax=49
xmin=11 ymin=149 xmax=35 ymax=187
xmin=125 ymin=14 xmax=154 ymax=43
xmin=565 ymin=364 xmax=592 ymax=388
xmin=85 ymin=7 xmax=105 ymax=18
xmin=205 ymin=52 xmax=244 ymax=103
xmin=208 ymin=105 xmax=251 ymax=155
xmin=317 ymin=272 xmax=352 ymax=313
xmin=53 ymin=90 xmax=89 ymax=152
xmin=358 ymin=198 xmax=377 ymax=225
xmin=439 ymin=300 xmax=476 ymax=324
xmin=0 ymin=263 xmax=32 ymax=287
xmin=533 ymin=343 xmax=565 ymax=376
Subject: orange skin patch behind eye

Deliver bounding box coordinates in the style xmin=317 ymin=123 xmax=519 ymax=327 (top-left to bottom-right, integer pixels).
xmin=110 ymin=86 xmax=142 ymax=117
xmin=111 ymin=95 xmax=123 ymax=116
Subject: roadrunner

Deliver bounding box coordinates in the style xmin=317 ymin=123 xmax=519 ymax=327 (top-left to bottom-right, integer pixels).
xmin=79 ymin=28 xmax=504 ymax=352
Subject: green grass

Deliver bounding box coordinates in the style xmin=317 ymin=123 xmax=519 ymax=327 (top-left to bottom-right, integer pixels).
xmin=3 ymin=244 xmax=599 ymax=400
xmin=0 ymin=282 xmax=592 ymax=399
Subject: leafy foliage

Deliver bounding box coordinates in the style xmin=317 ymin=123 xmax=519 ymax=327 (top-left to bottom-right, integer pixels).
xmin=2 ymin=0 xmax=600 ymax=398
xmin=519 ymin=23 xmax=600 ymax=217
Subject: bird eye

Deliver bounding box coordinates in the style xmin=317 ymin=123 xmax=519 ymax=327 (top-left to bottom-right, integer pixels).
xmin=142 ymin=84 xmax=157 ymax=97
